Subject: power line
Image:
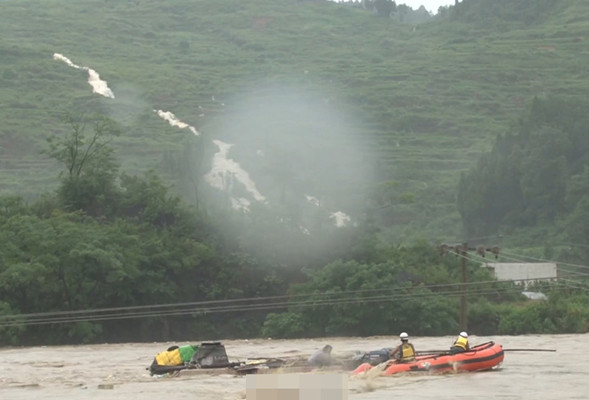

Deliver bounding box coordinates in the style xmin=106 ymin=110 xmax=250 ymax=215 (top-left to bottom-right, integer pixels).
xmin=500 ymin=249 xmax=589 ymax=271
xmin=0 ymin=278 xmax=565 ymax=328
xmin=0 ymin=277 xmax=551 ymax=323
xmin=2 ymin=246 xmax=587 ymax=328
xmin=2 ymin=280 xmax=581 ymax=328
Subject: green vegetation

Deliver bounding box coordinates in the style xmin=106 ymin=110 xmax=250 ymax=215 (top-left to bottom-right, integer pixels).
xmin=0 ymin=114 xmax=290 ymax=344
xmin=2 ymin=0 xmax=589 ymax=242
xmin=0 ymin=111 xmax=586 ymax=345
xmin=260 ymin=244 xmax=589 ymax=338
xmin=1 ymin=0 xmax=589 ymax=344
xmin=458 ymin=97 xmax=589 ymax=242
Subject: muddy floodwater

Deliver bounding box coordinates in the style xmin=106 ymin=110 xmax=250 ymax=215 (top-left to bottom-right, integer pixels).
xmin=0 ymin=334 xmax=586 ymax=399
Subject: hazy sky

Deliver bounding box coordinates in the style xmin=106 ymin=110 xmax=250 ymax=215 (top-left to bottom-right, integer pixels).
xmin=333 ymin=1 xmax=455 ymax=15
xmin=401 ymin=0 xmax=454 ymax=13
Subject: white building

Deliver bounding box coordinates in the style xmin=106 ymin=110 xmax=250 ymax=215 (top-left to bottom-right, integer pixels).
xmin=480 ymin=262 xmax=557 ymax=287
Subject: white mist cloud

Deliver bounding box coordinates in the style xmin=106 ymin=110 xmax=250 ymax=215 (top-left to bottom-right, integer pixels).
xmin=203 ymin=84 xmax=373 ymax=240
xmin=52 ymin=50 xmax=364 ymax=243
xmin=53 ymin=53 xmax=115 ymax=98
xmin=154 ymin=109 xmax=200 ymax=136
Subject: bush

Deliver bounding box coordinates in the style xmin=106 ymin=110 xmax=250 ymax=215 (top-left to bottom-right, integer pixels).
xmin=467 ymin=298 xmax=500 ymax=335
xmin=0 ymin=302 xmax=25 ymax=345
xmin=261 ymin=312 xmax=307 ymax=339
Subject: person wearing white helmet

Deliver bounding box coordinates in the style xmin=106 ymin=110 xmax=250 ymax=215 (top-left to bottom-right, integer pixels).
xmin=390 ymin=332 xmax=416 ymax=362
xmin=450 ymin=331 xmax=470 ymax=354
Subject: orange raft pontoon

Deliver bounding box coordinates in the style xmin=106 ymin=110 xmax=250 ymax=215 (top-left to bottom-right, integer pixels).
xmin=353 ymin=341 xmax=504 ymax=375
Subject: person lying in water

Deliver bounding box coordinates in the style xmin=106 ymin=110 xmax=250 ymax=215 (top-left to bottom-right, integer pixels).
xmin=308 ymin=344 xmax=333 ymax=367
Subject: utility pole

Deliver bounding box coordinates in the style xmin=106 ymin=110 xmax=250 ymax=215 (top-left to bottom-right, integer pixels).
xmin=459 ymin=243 xmax=468 ymax=332
xmin=440 ymin=243 xmax=500 ymax=332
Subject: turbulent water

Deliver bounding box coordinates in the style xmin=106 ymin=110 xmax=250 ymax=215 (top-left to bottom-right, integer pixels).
xmin=0 ymin=334 xmax=586 ymax=399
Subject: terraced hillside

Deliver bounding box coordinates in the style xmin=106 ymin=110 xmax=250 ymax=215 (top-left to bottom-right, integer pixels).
xmin=1 ymin=0 xmax=588 ymax=241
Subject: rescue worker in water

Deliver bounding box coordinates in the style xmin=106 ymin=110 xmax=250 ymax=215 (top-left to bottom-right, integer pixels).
xmin=390 ymin=332 xmax=416 ymax=362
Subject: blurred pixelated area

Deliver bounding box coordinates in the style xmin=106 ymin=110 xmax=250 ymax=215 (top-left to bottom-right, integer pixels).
xmin=246 ymin=373 xmax=348 ymax=400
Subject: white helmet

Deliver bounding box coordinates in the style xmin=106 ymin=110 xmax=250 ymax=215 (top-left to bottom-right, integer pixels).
xmin=400 ymin=332 xmax=409 ymax=340
xmin=460 ymin=331 xmax=468 ymax=338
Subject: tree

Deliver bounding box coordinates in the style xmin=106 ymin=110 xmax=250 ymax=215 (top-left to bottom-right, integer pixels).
xmin=373 ymin=0 xmax=395 ymax=17
xmin=457 ymin=97 xmax=586 ymax=236
xmin=119 ymin=171 xmax=182 ymax=228
xmin=519 ymin=126 xmax=568 ymax=222
xmin=395 ymin=3 xmax=410 ymax=22
xmin=45 ymin=113 xmax=121 ymax=218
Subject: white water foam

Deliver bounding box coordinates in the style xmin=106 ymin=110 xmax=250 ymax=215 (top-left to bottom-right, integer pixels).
xmin=53 ymin=53 xmax=115 ymax=98
xmin=231 ymin=197 xmax=252 ymax=213
xmin=154 ymin=109 xmax=200 ymax=136
xmin=205 ymin=139 xmax=267 ymax=210
xmin=330 ymin=211 xmax=351 ymax=228
xmin=305 ymin=195 xmax=321 ymax=207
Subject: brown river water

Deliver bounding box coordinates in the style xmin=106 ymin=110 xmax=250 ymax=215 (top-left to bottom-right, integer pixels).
xmin=0 ymin=334 xmax=586 ymax=399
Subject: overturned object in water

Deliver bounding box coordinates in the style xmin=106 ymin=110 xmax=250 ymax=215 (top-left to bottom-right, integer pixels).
xmin=149 ymin=342 xmax=233 ymax=375
xmin=347 ymin=348 xmax=393 ymax=370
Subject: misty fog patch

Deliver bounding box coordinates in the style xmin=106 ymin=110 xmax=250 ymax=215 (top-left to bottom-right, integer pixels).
xmin=202 ymin=86 xmax=374 ymax=232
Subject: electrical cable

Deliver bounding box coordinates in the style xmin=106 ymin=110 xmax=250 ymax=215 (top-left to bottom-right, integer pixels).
xmin=0 ymin=277 xmax=569 ymax=328
xmin=2 ymin=248 xmax=587 ymax=328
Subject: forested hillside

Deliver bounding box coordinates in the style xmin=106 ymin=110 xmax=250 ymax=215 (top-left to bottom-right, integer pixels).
xmin=458 ymin=98 xmax=589 ymax=243
xmin=1 ymin=0 xmax=589 ymax=344
xmin=1 ymin=0 xmax=588 ymax=243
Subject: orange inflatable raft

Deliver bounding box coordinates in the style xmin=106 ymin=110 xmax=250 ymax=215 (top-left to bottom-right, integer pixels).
xmin=353 ymin=341 xmax=504 ymax=375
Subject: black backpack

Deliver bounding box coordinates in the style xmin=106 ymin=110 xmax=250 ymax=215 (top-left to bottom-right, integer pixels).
xmin=191 ymin=342 xmax=231 ymax=368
